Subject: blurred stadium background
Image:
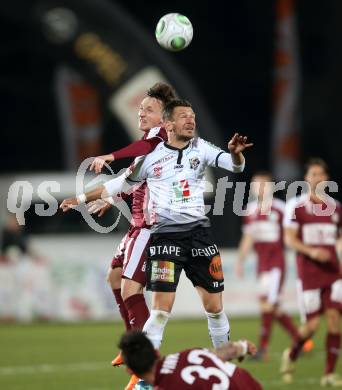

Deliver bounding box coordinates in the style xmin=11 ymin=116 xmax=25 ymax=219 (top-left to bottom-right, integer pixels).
xmin=0 ymin=0 xmax=341 ymax=389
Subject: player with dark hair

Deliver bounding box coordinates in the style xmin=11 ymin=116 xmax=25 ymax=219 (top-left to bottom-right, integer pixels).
xmin=235 ymin=171 xmax=299 ymax=361
xmin=62 ymin=99 xmax=251 ymax=342
xmin=118 ymin=330 xmax=263 ymax=389
xmin=60 ymin=99 xmax=252 ymax=388
xmin=281 ymin=158 xmax=342 ymax=386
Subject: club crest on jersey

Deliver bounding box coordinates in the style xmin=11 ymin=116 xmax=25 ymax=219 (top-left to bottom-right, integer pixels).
xmin=189 ymin=157 xmax=200 ymax=170
xmin=153 ymin=165 xmax=162 ymax=178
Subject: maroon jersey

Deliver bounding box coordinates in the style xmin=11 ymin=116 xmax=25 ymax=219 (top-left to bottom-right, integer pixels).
xmin=154 ymin=348 xmax=262 ymax=390
xmin=243 ymin=198 xmax=285 ymax=274
xmin=130 ymin=127 xmax=166 ymax=228
xmin=284 ymin=194 xmax=342 ymax=290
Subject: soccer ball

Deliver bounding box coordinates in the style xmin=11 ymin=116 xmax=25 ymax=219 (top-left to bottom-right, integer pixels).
xmin=155 ymin=13 xmax=193 ymax=52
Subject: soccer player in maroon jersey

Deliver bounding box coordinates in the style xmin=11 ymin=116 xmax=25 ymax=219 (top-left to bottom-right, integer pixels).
xmin=118 ymin=330 xmax=263 ymax=389
xmin=281 ymin=159 xmax=342 ymax=386
xmin=88 ymin=83 xmax=176 ymax=390
xmin=235 ymin=172 xmax=299 ymax=361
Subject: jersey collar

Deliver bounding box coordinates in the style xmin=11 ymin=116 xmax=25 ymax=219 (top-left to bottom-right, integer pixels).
xmin=164 ymin=141 xmax=191 ymax=151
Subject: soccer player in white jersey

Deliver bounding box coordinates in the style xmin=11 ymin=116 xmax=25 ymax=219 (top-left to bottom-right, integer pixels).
xmin=61 ymin=99 xmax=253 ymax=355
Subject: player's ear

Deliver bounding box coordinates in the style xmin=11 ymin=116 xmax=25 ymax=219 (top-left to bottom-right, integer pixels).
xmin=164 ymin=120 xmax=173 ymax=131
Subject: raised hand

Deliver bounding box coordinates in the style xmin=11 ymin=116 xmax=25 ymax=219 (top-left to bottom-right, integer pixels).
xmin=228 ymin=133 xmax=253 ymax=155
xmin=59 ymin=197 xmax=79 ymax=212
xmin=89 ymin=154 xmax=114 ymax=174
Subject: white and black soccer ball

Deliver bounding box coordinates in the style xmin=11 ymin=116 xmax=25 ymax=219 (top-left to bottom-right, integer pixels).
xmin=155 ymin=13 xmax=193 ymax=52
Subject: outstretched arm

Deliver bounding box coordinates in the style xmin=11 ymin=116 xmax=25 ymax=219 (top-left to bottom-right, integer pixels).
xmin=59 ymin=174 xmax=137 ymax=212
xmin=89 ymin=137 xmax=162 ymax=173
xmin=285 ymin=227 xmax=331 ymax=263
xmin=235 ymin=232 xmax=254 ymax=278
xmin=214 ymin=340 xmax=257 ymax=362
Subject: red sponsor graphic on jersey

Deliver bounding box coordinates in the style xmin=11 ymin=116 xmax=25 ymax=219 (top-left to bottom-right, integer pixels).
xmin=153 ymin=165 xmax=162 ymax=178
xmin=209 ymin=255 xmax=224 ymax=280
xmin=180 ymin=180 xmax=190 ymax=197
xmin=172 ymin=180 xmax=190 ymax=201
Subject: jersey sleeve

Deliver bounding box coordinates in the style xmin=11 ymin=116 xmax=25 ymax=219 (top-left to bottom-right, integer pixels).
xmin=200 ymin=138 xmax=245 ymax=172
xmin=111 ymin=127 xmax=166 ymax=160
xmin=146 ymin=126 xmax=167 ymax=141
xmin=283 ymin=197 xmax=299 ymax=229
xmin=111 ymin=138 xmax=162 ymax=160
xmin=126 ymin=156 xmax=148 ymax=183
xmin=242 ymin=215 xmax=253 ymax=234
xmin=103 ymin=157 xmax=147 ymax=196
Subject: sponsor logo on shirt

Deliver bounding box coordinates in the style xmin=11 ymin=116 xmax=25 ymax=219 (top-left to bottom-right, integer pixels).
xmin=152 ymin=155 xmax=173 ymax=166
xmin=150 ymin=245 xmax=181 ymax=256
xmin=189 ymin=157 xmax=200 ymax=170
xmin=172 ymin=180 xmax=190 ymax=202
xmin=192 ymin=244 xmax=219 ymax=257
xmin=151 ymin=260 xmax=175 ymax=283
xmin=153 ymin=165 xmax=162 ymax=178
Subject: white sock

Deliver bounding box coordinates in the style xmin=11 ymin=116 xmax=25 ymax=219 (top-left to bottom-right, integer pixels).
xmin=143 ymin=309 xmax=170 ymax=349
xmin=206 ymin=310 xmax=230 ymax=349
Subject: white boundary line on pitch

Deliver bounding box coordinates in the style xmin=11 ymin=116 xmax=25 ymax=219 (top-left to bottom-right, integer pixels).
xmin=0 ymin=361 xmax=111 ymax=375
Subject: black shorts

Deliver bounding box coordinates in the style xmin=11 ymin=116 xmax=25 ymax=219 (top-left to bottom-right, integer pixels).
xmin=146 ymin=227 xmax=224 ymax=293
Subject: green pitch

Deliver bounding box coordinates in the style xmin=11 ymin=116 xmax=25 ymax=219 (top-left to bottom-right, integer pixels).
xmin=0 ymin=318 xmax=338 ymax=390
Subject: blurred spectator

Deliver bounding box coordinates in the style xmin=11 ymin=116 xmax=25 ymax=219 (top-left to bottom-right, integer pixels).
xmin=0 ymin=214 xmax=41 ymax=261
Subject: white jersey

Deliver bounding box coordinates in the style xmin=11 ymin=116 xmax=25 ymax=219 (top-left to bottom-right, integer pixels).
xmin=126 ymin=137 xmax=244 ymax=233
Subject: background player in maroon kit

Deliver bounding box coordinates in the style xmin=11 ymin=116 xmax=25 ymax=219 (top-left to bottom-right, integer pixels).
xmin=118 ymin=330 xmax=263 ymax=390
xmin=87 ymin=83 xmax=176 ymax=390
xmin=281 ymin=159 xmax=342 ymax=386
xmin=235 ymin=172 xmax=299 ymax=360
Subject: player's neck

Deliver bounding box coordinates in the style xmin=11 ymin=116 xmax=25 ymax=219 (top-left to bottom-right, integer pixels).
xmin=166 ymin=138 xmax=190 ymax=150
xmin=140 ymin=364 xmax=157 ymax=385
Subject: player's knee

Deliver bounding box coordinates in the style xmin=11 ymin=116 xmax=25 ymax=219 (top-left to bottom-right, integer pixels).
xmin=121 ymin=281 xmax=143 ymax=301
xmin=204 ymin=302 xmax=223 ymax=314
xmin=107 ymin=267 xmax=122 ymax=289
xmin=325 ymin=309 xmax=341 ymax=333
xmin=106 ymin=267 xmax=112 ymax=283
xmin=302 ymin=316 xmax=320 ymax=337
xmin=261 ymin=300 xmax=275 ymax=313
